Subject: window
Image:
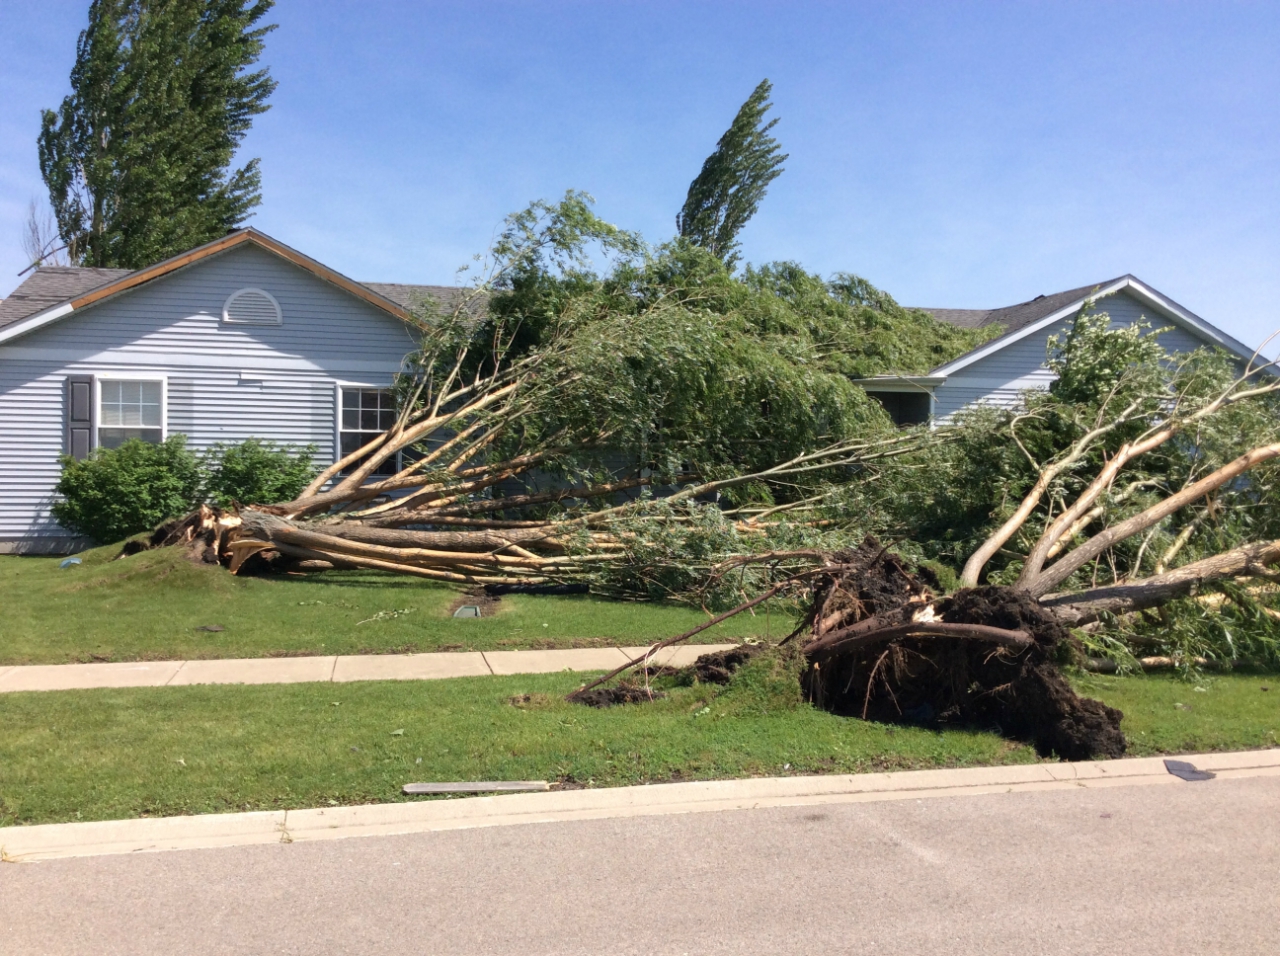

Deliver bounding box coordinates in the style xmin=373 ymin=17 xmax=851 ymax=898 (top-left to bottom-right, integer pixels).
xmin=866 ymin=391 xmax=931 ymax=427
xmin=99 ymin=380 xmax=163 ymax=449
xmin=222 ymin=288 xmax=282 ymax=325
xmin=340 ymin=387 xmax=398 ymax=476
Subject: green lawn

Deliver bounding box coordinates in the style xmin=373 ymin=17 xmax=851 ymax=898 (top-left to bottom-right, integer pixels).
xmin=0 ymin=545 xmax=794 ymax=665
xmin=0 ymin=657 xmax=1274 ymax=828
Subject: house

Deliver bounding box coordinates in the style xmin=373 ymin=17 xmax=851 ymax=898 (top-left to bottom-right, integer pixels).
xmin=0 ymin=230 xmax=1264 ymax=552
xmin=856 ymin=277 xmax=1259 ymax=425
xmin=0 ymin=229 xmax=453 ymax=553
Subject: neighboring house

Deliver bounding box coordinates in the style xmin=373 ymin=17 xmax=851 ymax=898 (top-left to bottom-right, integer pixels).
xmin=0 ymin=229 xmax=1263 ymax=553
xmin=858 ymin=277 xmax=1259 ymax=425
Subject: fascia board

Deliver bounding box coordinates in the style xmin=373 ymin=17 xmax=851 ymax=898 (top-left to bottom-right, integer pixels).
xmin=930 ymin=278 xmax=1132 ymax=377
xmin=851 ymin=375 xmax=946 ymax=392
xmin=0 ymin=302 xmax=75 ymax=346
xmin=1121 ymin=279 xmax=1264 ymax=366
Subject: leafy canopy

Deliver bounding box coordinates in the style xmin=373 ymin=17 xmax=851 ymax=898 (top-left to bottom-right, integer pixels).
xmin=39 ymin=0 xmax=277 ymax=268
xmin=676 ymin=79 xmax=787 ymax=268
xmin=421 ymin=194 xmax=994 ymax=489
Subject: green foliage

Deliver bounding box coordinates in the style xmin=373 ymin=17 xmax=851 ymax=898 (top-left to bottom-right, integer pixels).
xmin=201 ymin=438 xmax=317 ymax=507
xmin=676 ymin=79 xmax=787 ymax=268
xmin=52 ymin=436 xmax=317 ymax=542
xmin=460 ymin=198 xmax=992 ymax=493
xmin=39 ymin=0 xmax=276 ymax=267
xmin=847 ymin=305 xmax=1280 ymax=603
xmin=52 ymin=436 xmax=202 ymax=543
xmin=1046 ymin=306 xmax=1168 ymax=407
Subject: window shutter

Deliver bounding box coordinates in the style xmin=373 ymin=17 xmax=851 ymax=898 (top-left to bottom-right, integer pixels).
xmin=66 ymin=375 xmax=95 ymax=460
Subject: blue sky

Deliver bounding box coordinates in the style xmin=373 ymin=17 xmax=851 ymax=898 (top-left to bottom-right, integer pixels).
xmin=2 ymin=1 xmax=1277 ymax=352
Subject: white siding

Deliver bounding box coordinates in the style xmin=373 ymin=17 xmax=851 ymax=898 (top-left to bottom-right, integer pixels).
xmin=933 ymin=290 xmax=1224 ymax=422
xmin=0 ymin=244 xmax=417 ymax=549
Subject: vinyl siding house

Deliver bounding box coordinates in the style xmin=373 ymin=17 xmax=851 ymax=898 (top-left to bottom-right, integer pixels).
xmin=0 ymin=230 xmax=1263 ymax=552
xmin=858 ymin=277 xmax=1259 ymax=425
xmin=0 ymin=230 xmax=450 ymax=553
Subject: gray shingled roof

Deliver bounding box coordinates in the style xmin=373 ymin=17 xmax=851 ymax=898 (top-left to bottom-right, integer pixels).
xmin=0 ymin=266 xmax=471 ymax=332
xmin=2 ymin=263 xmax=1122 ymax=353
xmin=361 ymin=282 xmax=481 ymax=316
xmin=0 ymin=266 xmax=133 ymax=332
xmin=914 ymin=278 xmax=1124 ymax=337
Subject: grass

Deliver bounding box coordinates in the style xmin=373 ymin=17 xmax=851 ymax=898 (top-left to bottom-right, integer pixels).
xmin=0 ymin=545 xmax=794 ymax=665
xmin=1070 ymin=669 xmax=1279 ymax=755
xmin=0 ymin=655 xmax=1274 ymax=828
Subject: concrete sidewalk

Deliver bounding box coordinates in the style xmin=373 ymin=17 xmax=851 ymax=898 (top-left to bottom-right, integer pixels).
xmin=0 ymin=643 xmax=738 ymax=693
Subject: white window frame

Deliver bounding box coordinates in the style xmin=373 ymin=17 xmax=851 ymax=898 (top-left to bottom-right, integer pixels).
xmin=95 ymin=373 xmax=168 ymax=448
xmin=221 ymin=287 xmax=283 ymax=326
xmin=334 ymin=381 xmax=399 ymax=477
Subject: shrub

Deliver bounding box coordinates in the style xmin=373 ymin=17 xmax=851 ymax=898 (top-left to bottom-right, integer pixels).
xmin=201 ymin=439 xmax=318 ymax=507
xmin=52 ymin=436 xmax=202 ymax=543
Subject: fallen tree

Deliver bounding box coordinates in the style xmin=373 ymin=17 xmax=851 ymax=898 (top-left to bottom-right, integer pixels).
xmin=127 ymin=200 xmax=1280 ymax=756
xmin=565 ymin=320 xmax=1280 ymax=757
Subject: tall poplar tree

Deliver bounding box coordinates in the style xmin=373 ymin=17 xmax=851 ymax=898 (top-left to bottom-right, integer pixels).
xmin=676 ymin=79 xmax=787 ymax=268
xmin=38 ymin=0 xmax=277 ymax=268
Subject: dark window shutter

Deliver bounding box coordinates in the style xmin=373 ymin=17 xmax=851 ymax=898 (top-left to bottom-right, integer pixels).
xmin=66 ymin=375 xmax=95 ymax=460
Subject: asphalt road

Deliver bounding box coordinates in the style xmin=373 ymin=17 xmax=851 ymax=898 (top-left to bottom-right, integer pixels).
xmin=3 ymin=776 xmax=1277 ymax=955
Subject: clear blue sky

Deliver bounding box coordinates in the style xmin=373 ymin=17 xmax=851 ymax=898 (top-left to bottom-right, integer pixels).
xmin=2 ymin=1 xmax=1277 ymax=352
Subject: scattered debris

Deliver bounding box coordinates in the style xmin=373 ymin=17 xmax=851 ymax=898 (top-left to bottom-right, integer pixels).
xmin=402 ymin=781 xmax=550 ymax=794
xmin=356 ymin=608 xmax=414 ymax=625
xmin=390 ymin=729 xmax=405 ymax=736
xmin=452 ymin=605 xmax=482 ymax=618
xmin=1164 ymin=759 xmax=1216 ymax=782
xmin=58 ymin=558 xmax=81 ymax=569
xmin=195 ymin=624 xmax=224 ymax=632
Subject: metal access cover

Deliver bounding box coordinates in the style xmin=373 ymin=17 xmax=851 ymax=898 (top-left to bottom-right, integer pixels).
xmin=452 ymin=605 xmax=481 ymax=618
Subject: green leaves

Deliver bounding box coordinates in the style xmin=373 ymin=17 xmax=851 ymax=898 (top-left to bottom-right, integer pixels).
xmin=52 ymin=436 xmax=316 ymax=543
xmin=53 ymin=435 xmax=203 ymax=543
xmin=677 ymin=79 xmax=788 ymax=268
xmin=200 ymin=439 xmax=317 ymax=508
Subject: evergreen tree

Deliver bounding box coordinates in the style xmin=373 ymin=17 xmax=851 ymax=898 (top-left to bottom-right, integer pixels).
xmin=38 ymin=0 xmax=277 ymax=268
xmin=676 ymin=79 xmax=787 ymax=268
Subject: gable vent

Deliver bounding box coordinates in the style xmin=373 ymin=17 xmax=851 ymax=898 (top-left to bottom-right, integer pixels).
xmin=222 ymin=288 xmax=282 ymax=325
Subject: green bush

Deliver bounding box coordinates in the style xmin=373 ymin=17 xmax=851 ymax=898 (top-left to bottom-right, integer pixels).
xmin=201 ymin=439 xmax=318 ymax=507
xmin=52 ymin=436 xmax=202 ymax=544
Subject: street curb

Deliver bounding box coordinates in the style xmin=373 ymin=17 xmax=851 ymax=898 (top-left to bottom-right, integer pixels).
xmin=4 ymin=748 xmax=1277 ymax=863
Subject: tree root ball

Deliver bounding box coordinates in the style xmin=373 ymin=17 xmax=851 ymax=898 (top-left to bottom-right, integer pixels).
xmin=804 ymin=586 xmax=1126 ymax=761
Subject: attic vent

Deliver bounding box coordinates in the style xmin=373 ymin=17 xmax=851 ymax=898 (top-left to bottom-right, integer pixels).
xmin=222 ymin=288 xmax=282 ymax=325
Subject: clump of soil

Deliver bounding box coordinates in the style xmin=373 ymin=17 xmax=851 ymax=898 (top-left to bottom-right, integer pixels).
xmin=569 ymin=644 xmax=762 ymax=707
xmin=691 ymin=644 xmax=763 ymax=684
xmin=571 ymin=684 xmax=666 ymax=708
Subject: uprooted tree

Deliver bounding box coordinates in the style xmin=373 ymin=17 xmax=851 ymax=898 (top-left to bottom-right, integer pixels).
xmin=154 ymin=192 xmax=990 ymax=595
xmin=139 ymin=194 xmax=1280 ymax=756
xmin=566 ymin=309 xmax=1280 ymax=757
